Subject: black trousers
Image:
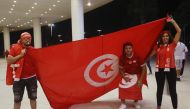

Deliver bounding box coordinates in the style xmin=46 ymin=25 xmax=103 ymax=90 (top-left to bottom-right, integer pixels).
xmin=155 ymin=68 xmax=177 ymax=109
xmin=180 ymin=59 xmax=186 ymax=76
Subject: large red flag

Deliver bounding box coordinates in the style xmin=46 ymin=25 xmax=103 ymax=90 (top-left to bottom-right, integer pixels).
xmin=28 ymin=18 xmax=166 ymax=109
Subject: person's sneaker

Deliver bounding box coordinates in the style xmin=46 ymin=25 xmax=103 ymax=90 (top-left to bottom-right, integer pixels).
xmin=134 ymin=103 xmax=141 ymax=109
xmin=118 ymin=103 xmax=127 ymax=109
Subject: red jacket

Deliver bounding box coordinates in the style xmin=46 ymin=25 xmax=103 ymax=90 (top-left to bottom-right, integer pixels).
xmin=6 ymin=43 xmax=33 ymax=85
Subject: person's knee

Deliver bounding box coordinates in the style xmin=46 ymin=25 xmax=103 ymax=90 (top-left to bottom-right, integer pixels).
xmin=29 ymin=90 xmax=37 ymax=100
xmin=14 ymin=94 xmax=23 ymax=103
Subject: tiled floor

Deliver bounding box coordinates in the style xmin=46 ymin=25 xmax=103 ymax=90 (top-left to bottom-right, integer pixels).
xmin=0 ymin=58 xmax=189 ymax=109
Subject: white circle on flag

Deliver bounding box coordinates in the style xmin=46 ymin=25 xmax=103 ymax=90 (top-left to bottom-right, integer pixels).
xmin=119 ymin=74 xmax=138 ymax=88
xmin=84 ymin=54 xmax=119 ymax=87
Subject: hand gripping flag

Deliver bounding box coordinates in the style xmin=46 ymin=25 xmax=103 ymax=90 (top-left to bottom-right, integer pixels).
xmin=27 ymin=18 xmax=166 ymax=109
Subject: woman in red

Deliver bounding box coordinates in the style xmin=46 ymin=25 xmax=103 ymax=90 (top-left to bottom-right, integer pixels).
xmin=118 ymin=42 xmax=147 ymax=109
xmin=151 ymin=17 xmax=181 ymax=109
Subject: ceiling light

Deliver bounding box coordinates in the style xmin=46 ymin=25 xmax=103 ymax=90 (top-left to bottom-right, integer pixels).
xmin=40 ymin=14 xmax=44 ymax=16
xmin=9 ymin=11 xmax=12 ymax=13
xmin=45 ymin=21 xmax=48 ymax=23
xmin=27 ymin=22 xmax=30 ymax=24
xmin=44 ymin=11 xmax=47 ymax=14
xmin=3 ymin=18 xmax=6 ymax=20
xmin=12 ymin=4 xmax=15 ymax=7
xmin=32 ymin=6 xmax=34 ymax=9
xmin=87 ymin=2 xmax=92 ymax=6
xmin=11 ymin=8 xmax=14 ymax=11
xmin=57 ymin=1 xmax=60 ymax=3
xmin=53 ymin=4 xmax=56 ymax=7
xmin=48 ymin=8 xmax=52 ymax=11
xmin=34 ymin=2 xmax=38 ymax=5
xmin=61 ymin=16 xmax=64 ymax=18
xmin=13 ymin=0 xmax=17 ymax=3
xmin=25 ymin=12 xmax=29 ymax=15
xmin=28 ymin=10 xmax=31 ymax=12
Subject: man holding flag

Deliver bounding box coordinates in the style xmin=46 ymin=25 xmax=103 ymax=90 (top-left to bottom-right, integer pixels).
xmin=6 ymin=32 xmax=37 ymax=109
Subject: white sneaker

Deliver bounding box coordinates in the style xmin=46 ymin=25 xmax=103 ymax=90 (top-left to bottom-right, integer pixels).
xmin=119 ymin=103 xmax=127 ymax=109
xmin=134 ymin=103 xmax=141 ymax=109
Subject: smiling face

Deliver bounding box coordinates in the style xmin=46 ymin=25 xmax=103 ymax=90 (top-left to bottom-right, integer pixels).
xmin=20 ymin=32 xmax=32 ymax=47
xmin=161 ymin=33 xmax=170 ymax=44
xmin=21 ymin=37 xmax=31 ymax=47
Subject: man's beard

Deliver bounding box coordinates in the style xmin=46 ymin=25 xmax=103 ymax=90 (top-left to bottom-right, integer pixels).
xmin=24 ymin=41 xmax=31 ymax=46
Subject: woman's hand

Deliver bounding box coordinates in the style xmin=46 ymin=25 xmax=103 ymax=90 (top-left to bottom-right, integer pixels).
xmin=166 ymin=16 xmax=175 ymax=23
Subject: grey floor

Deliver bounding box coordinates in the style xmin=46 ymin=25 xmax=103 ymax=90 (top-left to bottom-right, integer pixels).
xmin=0 ymin=58 xmax=190 ymax=109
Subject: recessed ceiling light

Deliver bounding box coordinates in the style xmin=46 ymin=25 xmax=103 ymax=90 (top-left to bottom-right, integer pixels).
xmin=28 ymin=10 xmax=31 ymax=12
xmin=15 ymin=21 xmax=17 ymax=23
xmin=44 ymin=11 xmax=47 ymax=14
xmin=25 ymin=12 xmax=29 ymax=15
xmin=27 ymin=22 xmax=30 ymax=24
xmin=45 ymin=21 xmax=48 ymax=23
xmin=40 ymin=22 xmax=43 ymax=25
xmin=13 ymin=0 xmax=17 ymax=3
xmin=11 ymin=8 xmax=14 ymax=11
xmin=34 ymin=2 xmax=38 ymax=5
xmin=30 ymin=20 xmax=32 ymax=22
xmin=3 ymin=18 xmax=6 ymax=20
xmin=48 ymin=8 xmax=52 ymax=11
xmin=57 ymin=1 xmax=60 ymax=3
xmin=17 ymin=26 xmax=20 ymax=27
xmin=61 ymin=16 xmax=64 ymax=18
xmin=9 ymin=11 xmax=12 ymax=13
xmin=87 ymin=2 xmax=92 ymax=6
xmin=53 ymin=4 xmax=56 ymax=7
xmin=32 ymin=6 xmax=34 ymax=9
xmin=12 ymin=4 xmax=15 ymax=7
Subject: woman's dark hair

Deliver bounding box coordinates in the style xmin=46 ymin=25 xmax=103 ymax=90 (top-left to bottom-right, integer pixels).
xmin=157 ymin=30 xmax=173 ymax=47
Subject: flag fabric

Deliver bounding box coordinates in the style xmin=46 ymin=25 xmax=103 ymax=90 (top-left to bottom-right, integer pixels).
xmin=28 ymin=18 xmax=166 ymax=109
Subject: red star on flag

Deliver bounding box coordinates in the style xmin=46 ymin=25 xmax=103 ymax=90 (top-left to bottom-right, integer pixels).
xmin=101 ymin=64 xmax=113 ymax=75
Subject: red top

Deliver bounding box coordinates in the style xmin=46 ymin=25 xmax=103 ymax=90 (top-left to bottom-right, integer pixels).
xmin=9 ymin=43 xmax=35 ymax=78
xmin=155 ymin=42 xmax=177 ymax=68
xmin=119 ymin=54 xmax=143 ymax=74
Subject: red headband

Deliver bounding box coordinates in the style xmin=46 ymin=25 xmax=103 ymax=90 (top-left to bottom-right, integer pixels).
xmin=20 ymin=32 xmax=32 ymax=40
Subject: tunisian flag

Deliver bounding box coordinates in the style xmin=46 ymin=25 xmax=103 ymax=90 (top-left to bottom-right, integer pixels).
xmin=28 ymin=18 xmax=166 ymax=109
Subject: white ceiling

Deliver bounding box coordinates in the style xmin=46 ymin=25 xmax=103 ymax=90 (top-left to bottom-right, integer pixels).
xmin=0 ymin=0 xmax=113 ymax=32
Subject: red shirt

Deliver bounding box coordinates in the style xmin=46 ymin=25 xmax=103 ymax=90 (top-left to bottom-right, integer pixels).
xmin=9 ymin=43 xmax=35 ymax=79
xmin=119 ymin=54 xmax=143 ymax=74
xmin=155 ymin=42 xmax=177 ymax=68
